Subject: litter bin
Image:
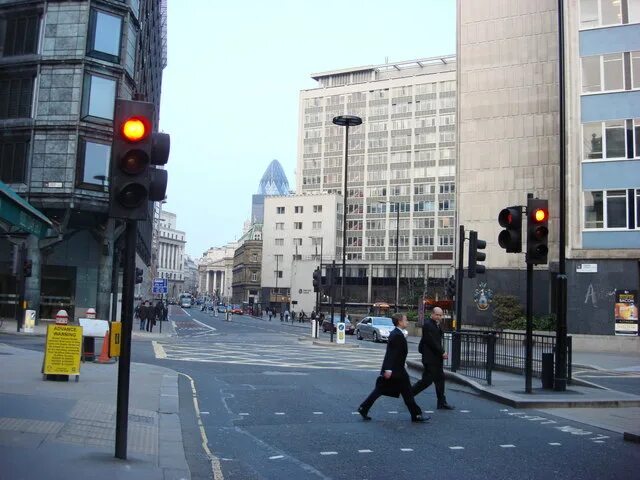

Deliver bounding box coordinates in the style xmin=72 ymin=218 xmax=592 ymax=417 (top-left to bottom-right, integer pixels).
xmin=541 ymin=353 xmax=554 ymax=389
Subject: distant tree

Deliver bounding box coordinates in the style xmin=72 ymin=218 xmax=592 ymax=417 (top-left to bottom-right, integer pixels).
xmin=491 ymin=294 xmax=524 ymax=329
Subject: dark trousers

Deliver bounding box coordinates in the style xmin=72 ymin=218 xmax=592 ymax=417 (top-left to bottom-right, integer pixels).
xmin=360 ymin=376 xmax=421 ymax=418
xmin=411 ymin=364 xmax=446 ymax=405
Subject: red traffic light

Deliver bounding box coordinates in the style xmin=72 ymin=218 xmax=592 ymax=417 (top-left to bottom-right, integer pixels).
xmin=121 ymin=116 xmax=150 ymax=142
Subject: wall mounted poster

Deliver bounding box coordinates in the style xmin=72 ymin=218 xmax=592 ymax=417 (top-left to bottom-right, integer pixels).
xmin=614 ymin=290 xmax=638 ymax=336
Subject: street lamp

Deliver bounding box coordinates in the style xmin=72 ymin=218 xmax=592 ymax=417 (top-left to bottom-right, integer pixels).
xmin=375 ymin=201 xmax=400 ymax=313
xmin=333 ymin=115 xmax=362 ymax=327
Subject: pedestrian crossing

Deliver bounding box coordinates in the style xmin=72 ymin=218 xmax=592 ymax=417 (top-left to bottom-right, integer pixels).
xmin=153 ymin=339 xmax=385 ymax=371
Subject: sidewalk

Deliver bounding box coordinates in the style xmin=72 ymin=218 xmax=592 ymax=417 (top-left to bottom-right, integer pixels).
xmin=0 ymin=321 xmax=189 ymax=480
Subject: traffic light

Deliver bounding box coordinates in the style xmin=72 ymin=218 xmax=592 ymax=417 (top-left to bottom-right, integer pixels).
xmin=468 ymin=230 xmax=486 ymax=278
xmin=312 ymin=268 xmax=321 ymax=292
xmin=23 ymin=260 xmax=32 ymax=278
xmin=135 ymin=267 xmax=143 ymax=284
xmin=498 ymin=206 xmax=522 ymax=253
xmin=445 ymin=275 xmax=456 ymax=298
xmin=109 ymin=99 xmax=170 ymax=220
xmin=526 ymin=198 xmax=549 ymax=264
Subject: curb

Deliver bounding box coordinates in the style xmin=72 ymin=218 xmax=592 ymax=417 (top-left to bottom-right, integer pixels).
xmin=312 ymin=340 xmax=359 ymax=348
xmin=406 ymin=360 xmax=640 ymax=409
xmin=623 ymin=431 xmax=640 ymax=443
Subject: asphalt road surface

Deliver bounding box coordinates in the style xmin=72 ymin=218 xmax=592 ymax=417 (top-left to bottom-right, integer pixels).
xmin=3 ymin=307 xmax=639 ymax=480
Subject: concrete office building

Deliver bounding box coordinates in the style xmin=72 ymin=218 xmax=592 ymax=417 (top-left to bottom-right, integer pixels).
xmin=456 ymin=0 xmax=640 ymax=334
xmin=157 ymin=210 xmax=186 ymax=299
xmin=296 ymin=58 xmax=458 ymax=307
xmin=261 ymin=193 xmax=340 ymax=313
xmin=0 ymin=0 xmax=166 ymax=321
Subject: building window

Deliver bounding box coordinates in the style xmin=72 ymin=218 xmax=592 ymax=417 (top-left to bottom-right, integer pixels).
xmin=77 ymin=138 xmax=110 ymax=189
xmin=81 ymin=73 xmax=116 ymax=121
xmin=0 ymin=75 xmax=34 ymax=119
xmin=582 ymin=121 xmax=627 ymax=160
xmin=0 ymin=137 xmax=28 ymax=183
xmin=582 ymin=54 xmax=624 ymax=93
xmin=87 ymin=9 xmax=122 ymax=62
xmin=295 ymin=206 xmax=303 ymax=213
xmin=275 ymin=270 xmax=283 ymax=278
xmin=292 ymin=254 xmax=302 ymax=261
xmin=313 ymin=204 xmax=322 ymax=213
xmin=275 ymin=254 xmax=283 ymax=263
xmin=293 ymin=238 xmax=302 ymax=246
xmin=312 ymin=221 xmax=322 ymax=230
xmin=636 ymin=189 xmax=640 ymax=228
xmin=0 ymin=13 xmax=39 ymax=57
xmin=275 ymin=238 xmax=284 ymax=246
xmin=632 ymin=51 xmax=640 ymax=90
xmin=579 ymin=0 xmax=624 ymax=29
xmin=275 ymin=222 xmax=284 ymax=230
xmin=294 ymin=222 xmax=302 ymax=229
xmin=252 ymin=254 xmax=258 ymax=262
xmin=251 ymin=272 xmax=257 ymax=282
xmin=584 ymin=190 xmax=628 ymax=229
xmin=277 ymin=206 xmax=285 ymax=214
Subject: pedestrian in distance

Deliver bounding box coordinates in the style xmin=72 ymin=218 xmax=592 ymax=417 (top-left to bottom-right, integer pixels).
xmin=268 ymin=309 xmax=273 ymax=321
xmin=285 ymin=309 xmax=290 ymax=322
xmin=411 ymin=307 xmax=455 ymax=410
xmin=135 ymin=301 xmax=144 ymax=331
xmin=280 ymin=311 xmax=284 ymax=322
xmin=300 ymin=310 xmax=305 ymax=323
xmin=358 ymin=313 xmax=428 ymax=423
xmin=155 ymin=299 xmax=165 ymax=324
xmin=144 ymin=301 xmax=156 ymax=333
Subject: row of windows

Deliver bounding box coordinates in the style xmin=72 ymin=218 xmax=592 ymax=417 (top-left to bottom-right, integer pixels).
xmin=305 ymin=131 xmax=455 ymax=153
xmin=583 ymin=119 xmax=640 ymax=161
xmin=274 ymin=222 xmax=323 ymax=230
xmin=276 ymin=205 xmax=323 ymax=214
xmin=579 ymin=0 xmax=640 ymax=29
xmin=581 ymin=51 xmax=640 ymax=94
xmin=584 ymin=189 xmax=640 ymax=229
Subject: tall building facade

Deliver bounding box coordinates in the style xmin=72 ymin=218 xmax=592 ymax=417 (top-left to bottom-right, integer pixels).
xmin=457 ymin=0 xmax=640 ymax=334
xmin=0 ymin=0 xmax=167 ymax=320
xmin=157 ymin=210 xmax=186 ymax=299
xmin=296 ymin=57 xmax=457 ymax=306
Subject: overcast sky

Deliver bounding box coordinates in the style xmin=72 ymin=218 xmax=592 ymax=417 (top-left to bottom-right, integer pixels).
xmin=159 ymin=0 xmax=455 ymax=258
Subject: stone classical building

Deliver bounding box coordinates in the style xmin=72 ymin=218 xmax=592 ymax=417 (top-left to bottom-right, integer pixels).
xmin=0 ymin=0 xmax=166 ymax=321
xmin=231 ymin=239 xmax=262 ymax=305
xmin=456 ymin=0 xmax=640 ymax=334
xmin=199 ymin=243 xmax=237 ymax=303
xmin=157 ymin=210 xmax=186 ymax=299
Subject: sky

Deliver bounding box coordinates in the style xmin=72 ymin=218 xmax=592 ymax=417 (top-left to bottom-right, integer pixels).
xmin=159 ymin=0 xmax=456 ymax=258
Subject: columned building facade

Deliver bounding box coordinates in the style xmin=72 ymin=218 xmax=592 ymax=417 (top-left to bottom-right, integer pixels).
xmin=199 ymin=243 xmax=236 ymax=303
xmin=157 ymin=211 xmax=186 ymax=299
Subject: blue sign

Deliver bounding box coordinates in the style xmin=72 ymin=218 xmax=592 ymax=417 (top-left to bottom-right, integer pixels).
xmin=153 ymin=278 xmax=168 ymax=294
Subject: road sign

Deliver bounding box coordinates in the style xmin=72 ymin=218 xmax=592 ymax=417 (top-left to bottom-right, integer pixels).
xmin=152 ymin=278 xmax=168 ymax=294
xmin=337 ymin=323 xmax=345 ymax=344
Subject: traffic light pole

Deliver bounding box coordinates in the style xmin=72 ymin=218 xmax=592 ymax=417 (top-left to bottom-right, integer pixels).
xmin=330 ymin=260 xmax=336 ymax=344
xmin=525 ymin=262 xmax=533 ymax=393
xmin=455 ymin=225 xmax=465 ymax=332
xmin=115 ymin=220 xmax=136 ymax=460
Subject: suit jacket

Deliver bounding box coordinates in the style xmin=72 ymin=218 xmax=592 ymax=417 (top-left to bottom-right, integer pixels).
xmin=376 ymin=328 xmax=410 ymax=397
xmin=418 ymin=319 xmax=445 ymax=368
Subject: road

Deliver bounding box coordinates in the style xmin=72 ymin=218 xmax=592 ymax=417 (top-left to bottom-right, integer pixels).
xmin=3 ymin=307 xmax=639 ymax=479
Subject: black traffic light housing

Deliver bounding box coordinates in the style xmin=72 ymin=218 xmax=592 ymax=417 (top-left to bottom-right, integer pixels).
xmin=23 ymin=260 xmax=32 ymax=278
xmin=498 ymin=206 xmax=522 ymax=253
xmin=109 ymin=99 xmax=170 ymax=220
xmin=526 ymin=198 xmax=549 ymax=264
xmin=468 ymin=230 xmax=486 ymax=278
xmin=312 ymin=268 xmax=321 ymax=292
xmin=135 ymin=267 xmax=143 ymax=284
xmin=445 ymin=275 xmax=456 ymax=298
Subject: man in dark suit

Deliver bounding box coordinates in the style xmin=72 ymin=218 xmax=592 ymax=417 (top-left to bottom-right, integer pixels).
xmin=358 ymin=313 xmax=428 ymax=423
xmin=412 ymin=307 xmax=454 ymax=410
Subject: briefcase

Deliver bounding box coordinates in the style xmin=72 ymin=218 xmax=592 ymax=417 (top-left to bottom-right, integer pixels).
xmin=375 ymin=375 xmax=401 ymax=398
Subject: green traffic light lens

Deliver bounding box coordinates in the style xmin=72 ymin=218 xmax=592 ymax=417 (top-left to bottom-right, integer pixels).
xmin=118 ymin=183 xmax=147 ymax=208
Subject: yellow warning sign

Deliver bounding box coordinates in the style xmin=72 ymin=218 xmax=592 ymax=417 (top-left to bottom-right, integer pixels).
xmin=109 ymin=321 xmax=122 ymax=357
xmin=42 ymin=324 xmax=82 ymax=375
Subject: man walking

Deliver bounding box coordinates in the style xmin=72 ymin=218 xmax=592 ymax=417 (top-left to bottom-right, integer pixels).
xmin=358 ymin=313 xmax=427 ymax=423
xmin=411 ymin=307 xmax=454 ymax=410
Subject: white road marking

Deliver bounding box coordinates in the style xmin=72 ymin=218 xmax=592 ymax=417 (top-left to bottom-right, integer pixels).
xmin=500 ymin=444 xmax=516 ymax=448
xmin=593 ymin=440 xmax=605 ymax=443
xmin=239 ymin=413 xmax=249 ymax=416
xmin=190 ymin=317 xmax=217 ymax=331
xmin=269 ymin=455 xmax=284 ymax=460
xmin=449 ymin=446 xmax=464 ymax=450
xmin=548 ymin=442 xmax=562 ymax=446
xmin=541 ymin=421 xmax=557 ymax=424
xmin=460 ymin=410 xmax=470 ymax=413
xmin=275 ymin=412 xmax=285 ymax=415
xmin=313 ymin=412 xmax=323 ymax=415
xmin=200 ymin=411 xmax=209 ymax=415
xmin=400 ymin=448 xmax=413 ymax=452
xmin=591 ymin=435 xmax=609 ymax=440
xmin=527 ymin=416 xmax=546 ymax=421
xmin=500 ymin=409 xmax=509 ymax=412
xmin=424 ymin=410 xmax=434 ymax=414
xmin=388 ymin=411 xmax=398 ymax=414
xmin=320 ymin=451 xmax=338 ymax=456
xmin=358 ymin=449 xmax=372 ymax=453
xmin=352 ymin=412 xmax=360 ymax=415
xmin=181 ymin=307 xmax=191 ymax=317
xmin=152 ymin=341 xmax=167 ymax=359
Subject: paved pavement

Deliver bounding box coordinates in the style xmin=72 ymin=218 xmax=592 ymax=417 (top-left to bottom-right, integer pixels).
xmin=0 ymin=318 xmax=189 ymax=480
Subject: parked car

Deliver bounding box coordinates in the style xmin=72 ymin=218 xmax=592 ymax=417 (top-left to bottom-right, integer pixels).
xmin=321 ymin=315 xmax=355 ymax=335
xmin=355 ymin=316 xmax=407 ymax=342
xmin=217 ymin=305 xmax=227 ymax=313
xmin=231 ymin=307 xmax=243 ymax=314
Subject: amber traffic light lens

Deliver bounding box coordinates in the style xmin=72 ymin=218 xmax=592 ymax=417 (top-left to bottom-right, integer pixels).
xmin=119 ymin=150 xmax=148 ymax=175
xmin=534 ymin=209 xmax=547 ymax=222
xmin=122 ymin=118 xmax=147 ymax=142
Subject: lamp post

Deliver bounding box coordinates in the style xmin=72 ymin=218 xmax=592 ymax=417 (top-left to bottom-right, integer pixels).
xmin=333 ymin=115 xmax=362 ymax=327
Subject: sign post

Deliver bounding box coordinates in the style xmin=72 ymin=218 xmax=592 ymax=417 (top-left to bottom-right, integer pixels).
xmin=336 ymin=322 xmax=346 ymax=344
xmin=152 ymin=278 xmax=168 ymax=334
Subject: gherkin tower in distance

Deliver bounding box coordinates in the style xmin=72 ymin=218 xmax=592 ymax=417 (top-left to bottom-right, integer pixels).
xmin=252 ymin=160 xmax=290 ymax=223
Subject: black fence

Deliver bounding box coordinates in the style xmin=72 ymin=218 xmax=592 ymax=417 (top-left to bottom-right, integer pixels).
xmin=443 ymin=330 xmax=572 ymax=386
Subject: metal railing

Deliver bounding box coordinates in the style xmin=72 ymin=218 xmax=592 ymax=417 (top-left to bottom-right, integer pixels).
xmin=444 ymin=330 xmax=572 ymax=386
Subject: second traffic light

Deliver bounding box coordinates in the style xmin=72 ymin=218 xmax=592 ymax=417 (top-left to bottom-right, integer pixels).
xmin=109 ymin=99 xmax=170 ymax=220
xmin=527 ymin=198 xmax=549 ymax=264
xmin=135 ymin=268 xmax=143 ymax=284
xmin=312 ymin=268 xmax=321 ymax=292
xmin=445 ymin=275 xmax=456 ymax=298
xmin=498 ymin=206 xmax=522 ymax=253
xmin=468 ymin=230 xmax=486 ymax=278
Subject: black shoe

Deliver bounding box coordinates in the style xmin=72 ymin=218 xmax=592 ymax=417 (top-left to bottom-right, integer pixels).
xmin=437 ymin=403 xmax=455 ymax=410
xmin=357 ymin=406 xmax=372 ymax=421
xmin=411 ymin=414 xmax=429 ymax=423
